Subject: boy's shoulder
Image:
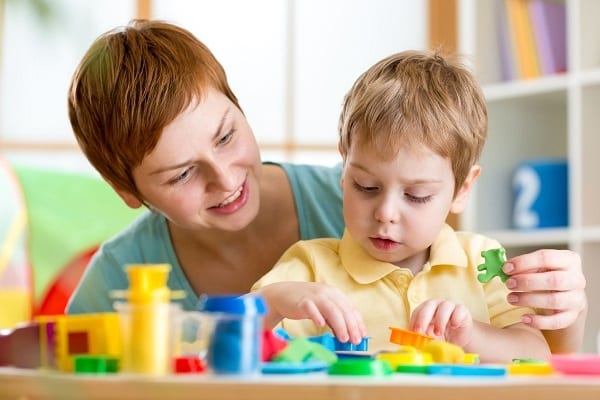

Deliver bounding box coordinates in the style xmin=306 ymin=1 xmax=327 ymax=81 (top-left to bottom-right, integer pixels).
xmin=288 ymin=236 xmax=342 ymax=253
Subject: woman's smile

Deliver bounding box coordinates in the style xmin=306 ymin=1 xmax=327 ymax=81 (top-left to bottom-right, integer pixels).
xmin=210 ymin=177 xmax=249 ymax=215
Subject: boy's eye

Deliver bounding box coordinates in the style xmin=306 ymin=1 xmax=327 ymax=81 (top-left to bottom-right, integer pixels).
xmin=405 ymin=193 xmax=431 ymax=204
xmin=352 ymin=181 xmax=378 ymax=192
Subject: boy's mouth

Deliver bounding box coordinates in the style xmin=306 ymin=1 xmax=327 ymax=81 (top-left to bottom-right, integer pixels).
xmin=369 ymin=236 xmax=400 ymax=251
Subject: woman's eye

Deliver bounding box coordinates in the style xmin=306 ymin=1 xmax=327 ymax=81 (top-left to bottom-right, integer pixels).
xmin=218 ymin=130 xmax=234 ymax=145
xmin=406 ymin=193 xmax=431 ymax=204
xmin=168 ymin=168 xmax=192 ymax=185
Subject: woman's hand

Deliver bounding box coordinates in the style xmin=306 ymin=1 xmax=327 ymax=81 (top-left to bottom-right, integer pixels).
xmin=504 ymin=249 xmax=586 ymax=330
xmin=503 ymin=249 xmax=587 ymax=353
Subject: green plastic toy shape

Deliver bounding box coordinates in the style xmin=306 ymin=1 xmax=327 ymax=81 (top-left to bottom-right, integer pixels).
xmin=477 ymin=248 xmax=509 ymax=283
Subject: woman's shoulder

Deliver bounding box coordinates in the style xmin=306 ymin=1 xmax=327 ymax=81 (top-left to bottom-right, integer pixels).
xmin=271 ymin=161 xmax=341 ymax=186
xmin=96 ymin=210 xmax=171 ymax=263
xmin=266 ymin=162 xmax=344 ymax=240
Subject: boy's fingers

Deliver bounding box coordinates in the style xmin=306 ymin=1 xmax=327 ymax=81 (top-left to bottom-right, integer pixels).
xmin=409 ymin=300 xmax=440 ymax=333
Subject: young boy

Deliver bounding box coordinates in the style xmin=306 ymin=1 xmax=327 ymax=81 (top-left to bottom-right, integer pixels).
xmin=252 ymin=50 xmax=551 ymax=362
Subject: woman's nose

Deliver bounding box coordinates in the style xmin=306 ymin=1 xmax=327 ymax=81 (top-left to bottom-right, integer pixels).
xmin=206 ymin=162 xmax=236 ymax=192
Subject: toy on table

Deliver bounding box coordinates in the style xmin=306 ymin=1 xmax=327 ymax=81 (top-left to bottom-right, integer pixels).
xmin=427 ymin=364 xmax=506 ymax=376
xmin=388 ymin=327 xmax=433 ymax=349
xmin=173 ymin=356 xmax=207 ymax=374
xmin=197 ymin=294 xmax=267 ymax=375
xmin=477 ymin=248 xmax=509 ymax=283
xmin=333 ymin=336 xmax=370 ymax=352
xmin=0 ymin=313 xmax=121 ymax=372
xmin=377 ymin=347 xmax=432 ymax=374
xmin=549 ymin=354 xmax=600 ymax=375
xmin=328 ymin=358 xmax=393 ymax=376
xmin=508 ymin=358 xmax=554 ymax=375
xmin=73 ymin=354 xmax=119 ymax=374
xmin=422 ymin=340 xmax=473 ymax=364
xmin=112 ymin=264 xmax=184 ymax=375
xmin=263 ymin=337 xmax=335 ymax=374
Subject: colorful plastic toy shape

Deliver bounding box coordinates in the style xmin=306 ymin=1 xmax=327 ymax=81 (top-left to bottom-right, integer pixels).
xmin=422 ymin=340 xmax=465 ymax=364
xmin=333 ymin=336 xmax=370 ymax=352
xmin=328 ymin=358 xmax=393 ymax=376
xmin=73 ymin=354 xmax=119 ymax=374
xmin=388 ymin=327 xmax=433 ymax=349
xmin=428 ymin=364 xmax=506 ymax=376
xmin=477 ymin=248 xmax=509 ymax=283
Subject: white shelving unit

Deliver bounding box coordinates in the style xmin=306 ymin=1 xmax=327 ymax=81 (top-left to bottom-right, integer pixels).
xmin=458 ymin=0 xmax=600 ymax=353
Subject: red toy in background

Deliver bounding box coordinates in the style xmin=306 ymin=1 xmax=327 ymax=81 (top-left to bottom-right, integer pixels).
xmin=35 ymin=246 xmax=98 ymax=316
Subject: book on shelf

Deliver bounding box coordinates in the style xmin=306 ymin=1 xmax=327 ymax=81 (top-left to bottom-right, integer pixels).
xmin=496 ymin=0 xmax=566 ymax=81
xmin=497 ymin=0 xmax=519 ymax=81
xmin=505 ymin=0 xmax=541 ymax=79
xmin=528 ymin=0 xmax=567 ymax=75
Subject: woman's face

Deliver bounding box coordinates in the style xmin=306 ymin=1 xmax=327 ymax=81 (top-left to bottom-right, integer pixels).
xmin=127 ymin=88 xmax=263 ymax=232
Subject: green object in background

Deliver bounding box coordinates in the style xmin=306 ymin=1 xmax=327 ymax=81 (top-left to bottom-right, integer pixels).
xmin=11 ymin=164 xmax=143 ymax=301
xmin=73 ymin=355 xmax=120 ymax=374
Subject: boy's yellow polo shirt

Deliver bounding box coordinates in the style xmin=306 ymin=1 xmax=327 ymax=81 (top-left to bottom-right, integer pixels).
xmin=252 ymin=224 xmax=533 ymax=352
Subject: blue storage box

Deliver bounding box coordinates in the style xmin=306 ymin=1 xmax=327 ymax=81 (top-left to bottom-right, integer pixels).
xmin=512 ymin=159 xmax=569 ymax=229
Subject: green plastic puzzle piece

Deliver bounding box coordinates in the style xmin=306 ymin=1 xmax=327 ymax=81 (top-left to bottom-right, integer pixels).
xmin=273 ymin=338 xmax=314 ymax=363
xmin=477 ymin=248 xmax=509 ymax=283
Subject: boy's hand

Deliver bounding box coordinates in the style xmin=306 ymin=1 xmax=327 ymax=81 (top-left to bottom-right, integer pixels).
xmin=504 ymin=249 xmax=587 ymax=330
xmin=259 ymin=281 xmax=367 ymax=344
xmin=408 ymin=299 xmax=473 ymax=347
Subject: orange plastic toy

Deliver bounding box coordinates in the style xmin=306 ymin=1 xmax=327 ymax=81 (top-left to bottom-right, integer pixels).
xmin=388 ymin=327 xmax=433 ymax=349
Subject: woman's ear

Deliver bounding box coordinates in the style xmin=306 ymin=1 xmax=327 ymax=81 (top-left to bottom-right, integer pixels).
xmin=450 ymin=165 xmax=481 ymax=214
xmin=108 ymin=182 xmax=144 ymax=209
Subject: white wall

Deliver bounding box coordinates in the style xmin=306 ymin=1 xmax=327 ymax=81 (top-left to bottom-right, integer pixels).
xmin=0 ymin=0 xmax=426 ymax=171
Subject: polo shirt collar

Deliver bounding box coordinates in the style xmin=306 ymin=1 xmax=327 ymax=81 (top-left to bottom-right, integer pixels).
xmin=339 ymin=224 xmax=468 ymax=284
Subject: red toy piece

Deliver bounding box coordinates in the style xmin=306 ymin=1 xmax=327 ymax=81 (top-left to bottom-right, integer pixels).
xmin=262 ymin=329 xmax=289 ymax=361
xmin=174 ymin=356 xmax=207 ymax=373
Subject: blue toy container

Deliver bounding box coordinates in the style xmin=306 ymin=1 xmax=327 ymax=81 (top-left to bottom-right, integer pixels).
xmin=512 ymin=159 xmax=569 ymax=229
xmin=197 ymin=295 xmax=267 ymax=375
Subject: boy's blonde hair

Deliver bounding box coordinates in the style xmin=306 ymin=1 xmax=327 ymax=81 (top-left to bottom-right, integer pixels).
xmin=338 ymin=50 xmax=487 ymax=193
xmin=68 ymin=19 xmax=241 ymax=198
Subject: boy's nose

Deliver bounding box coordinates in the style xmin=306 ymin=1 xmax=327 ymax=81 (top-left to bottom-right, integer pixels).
xmin=374 ymin=199 xmax=401 ymax=224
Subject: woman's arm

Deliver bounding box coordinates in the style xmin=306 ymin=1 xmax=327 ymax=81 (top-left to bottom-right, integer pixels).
xmin=465 ymin=321 xmax=551 ymax=363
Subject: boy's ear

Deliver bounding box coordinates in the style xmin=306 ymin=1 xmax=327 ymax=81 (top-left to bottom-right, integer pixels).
xmin=109 ymin=183 xmax=144 ymax=209
xmin=450 ymin=165 xmax=481 ymax=214
xmin=338 ymin=142 xmax=346 ymax=189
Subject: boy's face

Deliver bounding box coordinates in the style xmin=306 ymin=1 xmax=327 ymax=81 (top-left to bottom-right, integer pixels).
xmin=120 ymin=88 xmax=262 ymax=232
xmin=341 ymin=141 xmax=478 ymax=271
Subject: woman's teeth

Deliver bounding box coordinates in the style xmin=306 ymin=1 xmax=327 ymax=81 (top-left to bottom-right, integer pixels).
xmin=218 ymin=186 xmax=243 ymax=207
